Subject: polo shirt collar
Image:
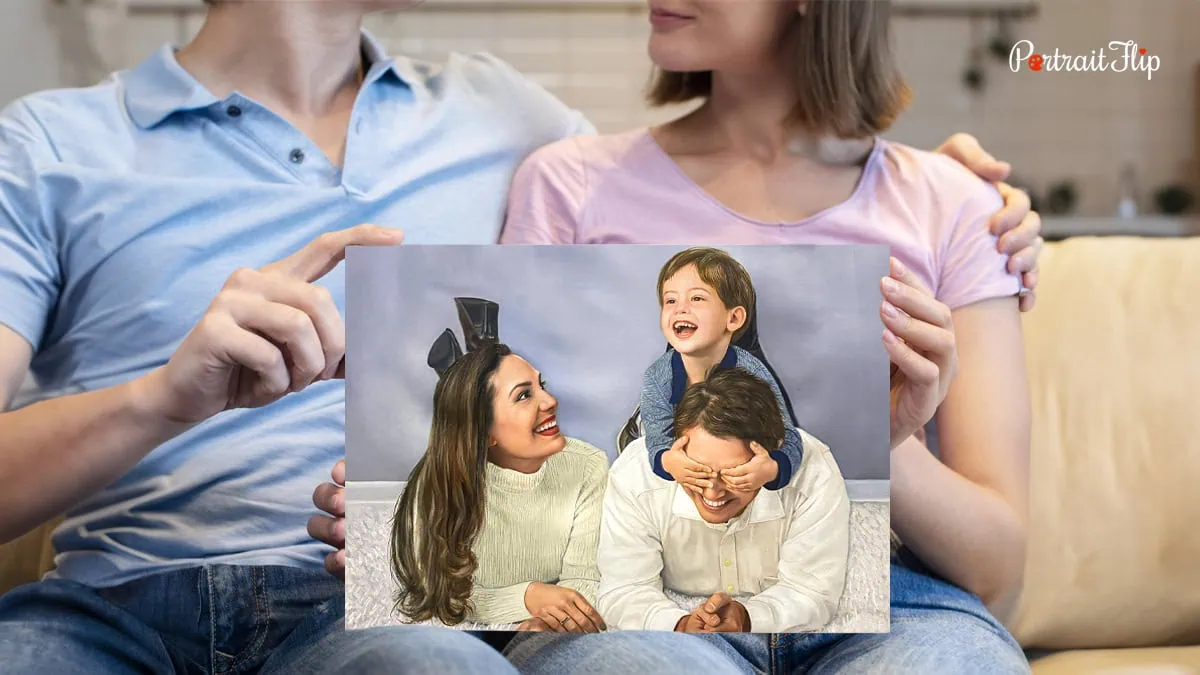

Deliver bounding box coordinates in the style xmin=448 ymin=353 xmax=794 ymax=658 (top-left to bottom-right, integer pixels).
xmin=124 ymin=29 xmax=415 ymax=130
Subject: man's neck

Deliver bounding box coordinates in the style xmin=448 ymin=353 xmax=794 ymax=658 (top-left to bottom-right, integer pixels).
xmin=175 ymin=2 xmax=367 ymax=118
xmin=679 ymin=340 xmax=732 ymax=385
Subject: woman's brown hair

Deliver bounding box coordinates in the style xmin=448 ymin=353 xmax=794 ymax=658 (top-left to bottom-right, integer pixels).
xmin=648 ymin=0 xmax=911 ymax=139
xmin=389 ymin=342 xmax=512 ymax=624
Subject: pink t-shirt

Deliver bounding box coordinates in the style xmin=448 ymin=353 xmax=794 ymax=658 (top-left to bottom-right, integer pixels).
xmin=499 ymin=128 xmax=1020 ymax=311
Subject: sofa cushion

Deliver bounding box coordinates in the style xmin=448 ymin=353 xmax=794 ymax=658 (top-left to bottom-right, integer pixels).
xmin=1031 ymin=646 xmax=1200 ymax=675
xmin=1007 ymin=237 xmax=1200 ymax=649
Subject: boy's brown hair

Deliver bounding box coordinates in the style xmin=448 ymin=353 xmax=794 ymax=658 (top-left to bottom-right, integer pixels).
xmin=647 ymin=0 xmax=911 ymax=139
xmin=657 ymin=247 xmax=756 ymax=343
xmin=673 ymin=369 xmax=786 ymax=453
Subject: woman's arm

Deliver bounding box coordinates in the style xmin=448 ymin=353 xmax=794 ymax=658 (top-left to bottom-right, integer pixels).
xmin=470 ymin=581 xmax=536 ymax=625
xmin=890 ymin=295 xmax=1030 ymax=612
xmin=555 ymin=451 xmax=607 ymax=602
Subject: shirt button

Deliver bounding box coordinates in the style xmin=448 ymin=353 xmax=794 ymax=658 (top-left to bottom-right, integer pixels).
xmin=290 ymin=148 xmax=306 ymax=164
xmin=226 ymin=105 xmax=242 ymax=117
xmin=724 ymin=559 xmax=731 ymax=566
xmin=726 ymin=585 xmax=734 ymax=592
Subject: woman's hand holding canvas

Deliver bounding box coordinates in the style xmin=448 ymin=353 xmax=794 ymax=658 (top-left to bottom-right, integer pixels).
xmin=880 ymin=257 xmax=959 ymax=449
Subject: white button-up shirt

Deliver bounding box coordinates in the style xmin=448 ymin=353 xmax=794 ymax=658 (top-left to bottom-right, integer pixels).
xmin=596 ymin=430 xmax=850 ymax=633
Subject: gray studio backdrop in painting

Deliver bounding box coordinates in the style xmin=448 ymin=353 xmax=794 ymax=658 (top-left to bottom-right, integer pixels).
xmin=345 ymin=244 xmax=890 ymax=482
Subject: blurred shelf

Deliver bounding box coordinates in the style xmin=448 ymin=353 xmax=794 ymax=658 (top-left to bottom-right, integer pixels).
xmin=1041 ymin=216 xmax=1200 ymax=240
xmin=102 ymin=0 xmax=1039 ymax=18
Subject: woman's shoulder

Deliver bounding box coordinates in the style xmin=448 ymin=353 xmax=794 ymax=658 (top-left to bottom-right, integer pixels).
xmin=553 ymin=437 xmax=612 ymax=477
xmin=871 ymin=139 xmax=1020 ymax=309
xmin=872 ymin=139 xmax=1004 ymax=213
xmin=517 ymin=128 xmax=659 ymax=181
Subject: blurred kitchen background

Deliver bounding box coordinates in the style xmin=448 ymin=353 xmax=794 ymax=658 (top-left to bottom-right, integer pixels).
xmin=3 ymin=0 xmax=1199 ymax=237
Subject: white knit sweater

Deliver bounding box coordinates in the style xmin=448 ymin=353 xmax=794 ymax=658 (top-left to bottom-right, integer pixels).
xmin=468 ymin=437 xmax=609 ymax=624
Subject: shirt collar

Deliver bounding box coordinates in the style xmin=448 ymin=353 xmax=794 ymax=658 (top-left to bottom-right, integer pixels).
xmin=123 ymin=29 xmax=415 ymax=130
xmin=669 ymin=483 xmax=785 ymax=530
xmin=669 ymin=344 xmax=740 ymax=405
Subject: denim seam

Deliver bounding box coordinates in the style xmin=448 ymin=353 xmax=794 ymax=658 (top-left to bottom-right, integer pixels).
xmin=224 ymin=568 xmax=271 ymax=672
xmin=768 ymin=633 xmax=778 ymax=675
xmin=206 ymin=567 xmax=218 ymax=674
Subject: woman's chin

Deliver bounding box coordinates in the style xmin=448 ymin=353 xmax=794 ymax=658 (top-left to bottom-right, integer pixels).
xmin=648 ymin=43 xmax=709 ymax=74
xmin=536 ymin=433 xmax=568 ymax=455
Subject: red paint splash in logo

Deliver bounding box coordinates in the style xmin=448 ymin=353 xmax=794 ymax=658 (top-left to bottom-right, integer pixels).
xmin=1029 ymin=54 xmax=1044 ymax=71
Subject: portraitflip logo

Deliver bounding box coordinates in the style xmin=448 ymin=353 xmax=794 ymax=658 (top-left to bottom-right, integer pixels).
xmin=1009 ymin=40 xmax=1161 ymax=81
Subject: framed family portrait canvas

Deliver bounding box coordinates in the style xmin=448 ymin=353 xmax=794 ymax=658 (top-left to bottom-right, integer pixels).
xmin=343 ymin=244 xmax=892 ymax=635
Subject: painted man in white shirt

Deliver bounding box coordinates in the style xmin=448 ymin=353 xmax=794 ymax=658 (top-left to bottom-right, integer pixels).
xmin=597 ymin=368 xmax=851 ymax=633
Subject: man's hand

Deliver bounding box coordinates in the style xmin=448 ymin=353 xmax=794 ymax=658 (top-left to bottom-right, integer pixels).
xmin=135 ymin=224 xmax=405 ymax=424
xmin=309 ymin=459 xmax=346 ymax=579
xmin=676 ymin=592 xmax=751 ymax=633
xmin=661 ymin=435 xmax=715 ymax=495
xmin=719 ymin=441 xmax=778 ymax=492
xmin=674 ymin=612 xmax=711 ymax=633
xmin=523 ymin=582 xmax=607 ymax=633
xmin=936 ymin=133 xmax=1042 ymax=312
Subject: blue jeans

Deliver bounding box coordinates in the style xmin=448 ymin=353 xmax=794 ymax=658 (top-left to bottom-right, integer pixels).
xmin=505 ymin=561 xmax=1031 ymax=674
xmin=0 ymin=564 xmax=512 ymax=674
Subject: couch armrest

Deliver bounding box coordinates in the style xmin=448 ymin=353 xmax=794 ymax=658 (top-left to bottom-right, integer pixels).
xmin=0 ymin=519 xmax=58 ymax=596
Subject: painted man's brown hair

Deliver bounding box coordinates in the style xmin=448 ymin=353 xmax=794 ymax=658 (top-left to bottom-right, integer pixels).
xmin=673 ymin=368 xmax=786 ymax=453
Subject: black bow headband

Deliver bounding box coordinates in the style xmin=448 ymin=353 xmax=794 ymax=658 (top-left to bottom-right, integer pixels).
xmin=427 ymin=297 xmax=500 ymax=376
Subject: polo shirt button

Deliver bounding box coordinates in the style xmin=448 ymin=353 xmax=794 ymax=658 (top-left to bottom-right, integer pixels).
xmin=724 ymin=559 xmax=731 ymax=566
xmin=226 ymin=105 xmax=242 ymax=117
xmin=290 ymin=148 xmax=306 ymax=164
xmin=726 ymin=585 xmax=734 ymax=592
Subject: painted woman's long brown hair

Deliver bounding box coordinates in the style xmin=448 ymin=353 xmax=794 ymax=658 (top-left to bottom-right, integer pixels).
xmin=389 ymin=342 xmax=512 ymax=624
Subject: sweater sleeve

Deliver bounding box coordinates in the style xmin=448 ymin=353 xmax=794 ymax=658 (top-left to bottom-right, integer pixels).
xmin=738 ymin=353 xmax=802 ymax=490
xmin=469 ymin=581 xmax=534 ymax=625
xmin=640 ymin=356 xmax=678 ymax=481
xmin=555 ymin=450 xmax=607 ymax=604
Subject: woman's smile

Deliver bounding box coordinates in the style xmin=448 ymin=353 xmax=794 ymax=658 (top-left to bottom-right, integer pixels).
xmin=534 ymin=415 xmax=560 ymax=437
xmin=649 ymin=6 xmax=695 ymax=31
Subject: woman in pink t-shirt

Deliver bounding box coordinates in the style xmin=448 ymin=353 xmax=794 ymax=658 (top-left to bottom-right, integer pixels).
xmin=499 ymin=1 xmax=1035 ymax=673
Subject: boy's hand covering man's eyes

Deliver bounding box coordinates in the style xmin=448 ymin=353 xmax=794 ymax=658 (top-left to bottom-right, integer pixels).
xmin=719 ymin=441 xmax=779 ymax=492
xmin=662 ymin=435 xmax=715 ymax=493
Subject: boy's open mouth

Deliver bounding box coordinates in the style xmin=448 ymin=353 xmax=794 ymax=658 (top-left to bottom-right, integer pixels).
xmin=533 ymin=415 xmax=559 ymax=437
xmin=700 ymin=495 xmax=730 ymax=511
xmin=673 ymin=320 xmax=698 ymax=339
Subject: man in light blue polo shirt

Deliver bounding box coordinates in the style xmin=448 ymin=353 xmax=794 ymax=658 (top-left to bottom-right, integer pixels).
xmin=0 ymin=0 xmax=1044 ymax=672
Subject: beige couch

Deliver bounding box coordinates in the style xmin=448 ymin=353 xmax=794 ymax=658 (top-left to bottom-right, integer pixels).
xmin=2 ymin=236 xmax=1198 ymax=672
